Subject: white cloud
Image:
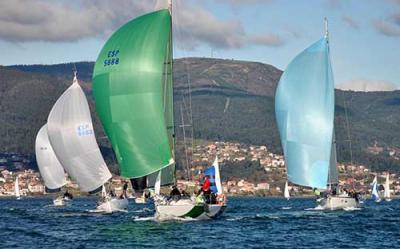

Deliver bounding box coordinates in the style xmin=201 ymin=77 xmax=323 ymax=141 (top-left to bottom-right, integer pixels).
xmin=0 ymin=0 xmax=154 ymax=42
xmin=342 ymin=16 xmax=359 ymax=29
xmin=0 ymin=0 xmax=284 ymax=50
xmin=336 ymin=79 xmax=399 ymax=92
xmin=249 ymin=33 xmax=285 ymax=47
xmin=373 ymin=20 xmax=400 ymax=36
xmin=216 ymin=0 xmax=271 ymax=5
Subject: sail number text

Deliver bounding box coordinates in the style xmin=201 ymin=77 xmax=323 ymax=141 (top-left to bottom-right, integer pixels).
xmin=104 ymin=49 xmax=120 ymax=67
xmin=77 ymin=124 xmax=94 ymax=136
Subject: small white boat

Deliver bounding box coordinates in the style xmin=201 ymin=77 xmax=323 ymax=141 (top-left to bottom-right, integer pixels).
xmin=371 ymin=176 xmax=381 ymax=202
xmin=317 ymin=195 xmax=358 ymax=210
xmin=96 ymin=186 xmax=128 ymax=213
xmin=384 ymin=173 xmax=392 ymax=202
xmin=53 ymin=197 xmax=65 ymax=206
xmin=96 ymin=198 xmax=129 ymax=213
xmin=284 ymin=181 xmax=290 ymax=201
xmin=15 ymin=176 xmax=21 ymax=200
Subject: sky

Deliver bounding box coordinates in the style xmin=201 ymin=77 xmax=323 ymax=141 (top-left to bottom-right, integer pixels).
xmin=0 ymin=0 xmax=399 ymax=91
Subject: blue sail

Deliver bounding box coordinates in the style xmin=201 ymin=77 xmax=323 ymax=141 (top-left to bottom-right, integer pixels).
xmin=275 ymin=38 xmax=334 ymax=189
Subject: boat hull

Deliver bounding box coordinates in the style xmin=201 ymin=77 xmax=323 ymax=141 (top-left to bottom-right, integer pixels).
xmin=155 ymin=199 xmax=205 ymax=219
xmin=197 ymin=204 xmax=227 ymax=220
xmin=96 ymin=198 xmax=129 ymax=213
xmin=53 ymin=198 xmax=65 ymax=206
xmin=317 ymin=196 xmax=359 ymax=210
xmin=135 ymin=197 xmax=147 ymax=204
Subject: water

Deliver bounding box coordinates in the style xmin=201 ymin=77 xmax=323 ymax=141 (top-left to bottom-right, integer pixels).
xmin=0 ymin=197 xmax=399 ymax=248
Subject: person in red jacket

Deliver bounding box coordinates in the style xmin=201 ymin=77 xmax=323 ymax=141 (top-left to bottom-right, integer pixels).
xmin=202 ymin=176 xmax=211 ymax=203
xmin=202 ymin=176 xmax=210 ymax=191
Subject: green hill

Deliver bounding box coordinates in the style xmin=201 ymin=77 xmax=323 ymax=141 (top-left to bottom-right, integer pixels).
xmin=3 ymin=58 xmax=400 ymax=173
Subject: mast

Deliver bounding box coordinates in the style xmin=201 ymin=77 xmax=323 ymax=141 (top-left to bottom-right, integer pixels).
xmin=168 ymin=0 xmax=172 ymax=15
xmin=324 ymin=17 xmax=329 ymax=42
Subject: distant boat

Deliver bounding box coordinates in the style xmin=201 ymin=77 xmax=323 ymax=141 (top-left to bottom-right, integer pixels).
xmin=371 ymin=176 xmax=381 ymax=202
xmin=92 ymin=0 xmax=204 ymax=219
xmin=15 ymin=176 xmax=21 ymax=200
xmin=384 ymin=173 xmax=392 ymax=202
xmin=35 ymin=124 xmax=68 ymax=206
xmin=284 ymin=181 xmax=290 ymax=200
xmin=275 ymin=19 xmax=359 ymax=210
xmin=47 ymin=72 xmax=127 ymax=212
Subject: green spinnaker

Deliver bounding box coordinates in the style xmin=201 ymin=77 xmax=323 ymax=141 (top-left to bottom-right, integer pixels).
xmin=92 ymin=9 xmax=175 ymax=183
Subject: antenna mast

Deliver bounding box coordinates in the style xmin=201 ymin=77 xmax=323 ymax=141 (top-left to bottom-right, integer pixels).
xmin=324 ymin=17 xmax=329 ymax=40
xmin=168 ymin=0 xmax=172 ymax=15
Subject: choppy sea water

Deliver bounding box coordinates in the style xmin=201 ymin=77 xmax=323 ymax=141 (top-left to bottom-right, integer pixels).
xmin=0 ymin=197 xmax=399 ymax=248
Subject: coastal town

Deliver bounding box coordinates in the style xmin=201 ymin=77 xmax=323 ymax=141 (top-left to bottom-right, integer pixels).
xmin=0 ymin=141 xmax=399 ymax=197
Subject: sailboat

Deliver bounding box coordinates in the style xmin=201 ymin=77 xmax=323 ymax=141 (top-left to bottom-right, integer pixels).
xmin=47 ymin=71 xmax=128 ymax=212
xmin=92 ymin=0 xmax=204 ymax=218
xmin=15 ymin=175 xmax=21 ymax=200
xmin=35 ymin=124 xmax=68 ymax=206
xmin=275 ymin=19 xmax=359 ymax=210
xmin=197 ymin=156 xmax=227 ymax=219
xmin=384 ymin=173 xmax=392 ymax=202
xmin=371 ymin=175 xmax=381 ymax=202
xmin=284 ymin=181 xmax=290 ymax=200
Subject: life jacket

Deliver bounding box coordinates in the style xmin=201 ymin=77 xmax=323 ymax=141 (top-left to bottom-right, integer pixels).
xmin=196 ymin=194 xmax=205 ymax=204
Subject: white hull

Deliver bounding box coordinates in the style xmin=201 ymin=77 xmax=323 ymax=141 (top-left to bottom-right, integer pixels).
xmin=317 ymin=196 xmax=359 ymax=210
xmin=197 ymin=204 xmax=227 ymax=220
xmin=53 ymin=198 xmax=65 ymax=206
xmin=135 ymin=197 xmax=147 ymax=204
xmin=96 ymin=198 xmax=129 ymax=213
xmin=155 ymin=198 xmax=204 ymax=219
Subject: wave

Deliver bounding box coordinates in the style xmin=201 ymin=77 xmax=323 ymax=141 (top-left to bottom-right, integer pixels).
xmin=132 ymin=216 xmax=156 ymax=222
xmin=343 ymin=207 xmax=362 ymax=211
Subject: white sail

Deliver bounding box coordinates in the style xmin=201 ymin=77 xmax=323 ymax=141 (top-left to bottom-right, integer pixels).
xmin=213 ymin=156 xmax=223 ymax=195
xmin=155 ymin=171 xmax=161 ymax=195
xmin=35 ymin=124 xmax=67 ymax=191
xmin=47 ymin=73 xmax=112 ymax=193
xmin=284 ymin=181 xmax=290 ymax=200
xmin=384 ymin=173 xmax=391 ymax=199
xmin=15 ymin=176 xmax=20 ymax=198
xmin=371 ymin=176 xmax=380 ymax=201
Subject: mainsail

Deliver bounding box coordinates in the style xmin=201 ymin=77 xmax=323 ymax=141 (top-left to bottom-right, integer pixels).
xmin=35 ymin=124 xmax=66 ymax=192
xmin=384 ymin=173 xmax=390 ymax=199
xmin=284 ymin=181 xmax=290 ymax=200
xmin=371 ymin=176 xmax=381 ymax=201
xmin=47 ymin=73 xmax=112 ymax=193
xmin=15 ymin=176 xmax=20 ymax=198
xmin=204 ymin=156 xmax=223 ymax=195
xmin=92 ymin=9 xmax=175 ymax=185
xmin=275 ymin=37 xmax=335 ymax=189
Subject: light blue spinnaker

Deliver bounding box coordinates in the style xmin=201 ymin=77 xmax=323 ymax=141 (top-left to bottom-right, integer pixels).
xmin=275 ymin=37 xmax=335 ymax=189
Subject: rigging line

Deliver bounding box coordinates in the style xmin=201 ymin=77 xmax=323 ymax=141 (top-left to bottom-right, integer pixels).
xmin=174 ymin=0 xmax=195 ymax=177
xmin=342 ymin=90 xmax=353 ymax=165
xmin=180 ymin=104 xmax=191 ymax=180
